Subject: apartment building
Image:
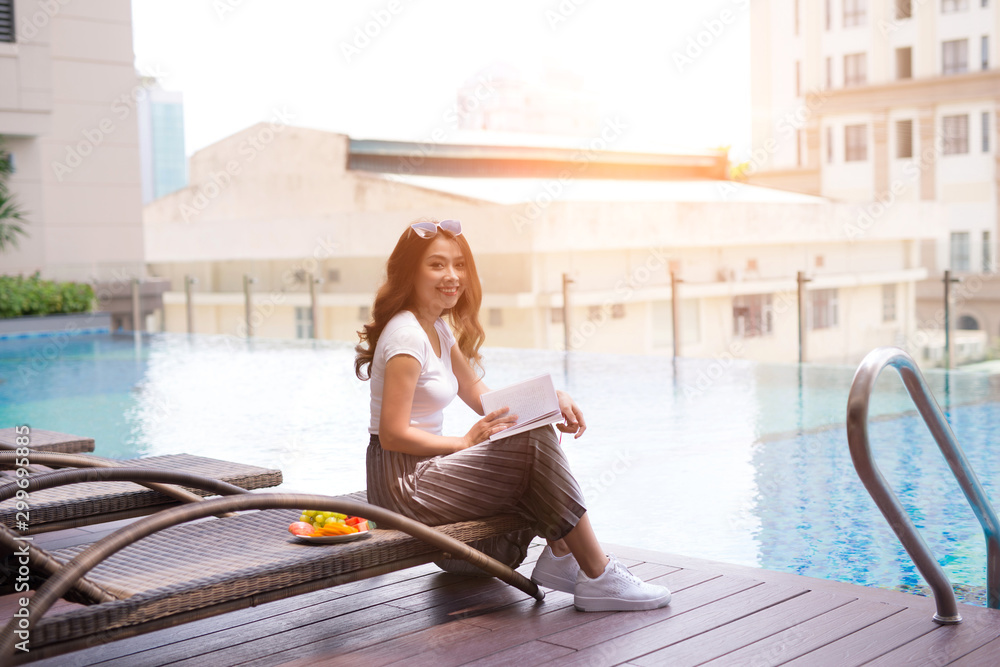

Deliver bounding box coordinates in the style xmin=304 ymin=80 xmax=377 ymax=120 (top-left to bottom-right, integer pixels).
xmin=137 ymin=79 xmax=187 ymax=205
xmin=749 ymin=0 xmax=1000 ymax=361
xmin=0 ymin=0 xmax=147 ymax=282
xmin=144 ymin=123 xmax=945 ymax=364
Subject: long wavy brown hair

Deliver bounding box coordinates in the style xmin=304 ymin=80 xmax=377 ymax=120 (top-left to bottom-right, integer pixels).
xmin=355 ymin=220 xmax=485 ymax=380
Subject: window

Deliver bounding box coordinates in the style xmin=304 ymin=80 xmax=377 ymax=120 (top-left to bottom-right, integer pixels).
xmin=957 ymin=315 xmax=980 ymax=330
xmin=943 ymin=114 xmax=969 ymax=154
xmin=586 ymin=304 xmax=625 ymax=321
xmin=488 ymin=308 xmax=503 ymax=327
xmin=733 ymin=294 xmax=774 ymax=337
xmin=983 ymin=36 xmax=990 ymax=70
xmin=651 ymin=301 xmax=673 ymax=348
xmin=983 ymin=231 xmax=992 ymax=272
xmin=825 ymin=57 xmax=833 ymax=89
xmin=882 ymin=284 xmax=897 ymax=322
xmin=795 ymin=61 xmax=801 ymax=97
xmin=815 ymin=255 xmax=825 ymax=268
xmin=295 ymin=307 xmax=313 ymax=339
xmin=895 ymin=0 xmax=912 ymax=19
xmin=896 ymin=47 xmax=912 ymax=79
xmin=896 ymin=119 xmax=914 ymax=158
xmin=794 ymin=0 xmax=800 ymax=35
xmin=825 ymin=0 xmax=832 ymax=30
xmin=0 ymin=0 xmax=13 ymax=43
xmin=826 ymin=126 xmax=834 ymax=163
xmin=797 ymin=128 xmax=807 ymax=167
xmin=942 ymin=0 xmax=969 ymax=11
xmin=810 ymin=289 xmax=839 ymax=329
xmin=550 ymin=307 xmax=564 ymax=324
xmin=950 ymin=231 xmax=971 ymax=271
xmin=942 ymin=39 xmax=969 ymax=74
xmin=845 ymin=124 xmax=868 ymax=161
xmin=844 ymin=53 xmax=867 ymax=87
xmin=358 ymin=305 xmax=371 ymax=322
xmin=984 ymin=111 xmax=991 ymax=152
xmin=326 ymin=269 xmax=340 ymax=283
xmin=843 ymin=0 xmax=867 ymax=26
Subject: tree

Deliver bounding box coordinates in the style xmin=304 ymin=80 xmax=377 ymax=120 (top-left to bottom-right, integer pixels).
xmin=0 ymin=137 xmax=29 ymax=254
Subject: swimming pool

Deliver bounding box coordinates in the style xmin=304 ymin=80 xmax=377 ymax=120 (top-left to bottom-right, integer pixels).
xmin=3 ymin=332 xmax=999 ymax=605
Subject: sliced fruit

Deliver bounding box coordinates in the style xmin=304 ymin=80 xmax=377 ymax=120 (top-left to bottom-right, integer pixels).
xmin=288 ymin=521 xmax=316 ymax=536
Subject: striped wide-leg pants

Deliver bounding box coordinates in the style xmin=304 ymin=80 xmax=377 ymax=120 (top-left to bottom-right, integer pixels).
xmin=366 ymin=424 xmax=587 ymax=563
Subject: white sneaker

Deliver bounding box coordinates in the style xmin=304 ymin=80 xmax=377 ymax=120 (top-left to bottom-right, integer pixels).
xmin=530 ymin=546 xmax=580 ymax=594
xmin=574 ymin=554 xmax=672 ymax=612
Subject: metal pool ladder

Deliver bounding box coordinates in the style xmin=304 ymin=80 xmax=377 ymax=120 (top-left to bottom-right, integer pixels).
xmin=846 ymin=346 xmax=1000 ymax=624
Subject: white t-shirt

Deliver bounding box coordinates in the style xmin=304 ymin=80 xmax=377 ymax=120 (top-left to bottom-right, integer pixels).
xmin=368 ymin=310 xmax=459 ymax=436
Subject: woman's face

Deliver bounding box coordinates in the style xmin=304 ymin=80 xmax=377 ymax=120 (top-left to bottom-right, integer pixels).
xmin=412 ymin=236 xmax=466 ymax=315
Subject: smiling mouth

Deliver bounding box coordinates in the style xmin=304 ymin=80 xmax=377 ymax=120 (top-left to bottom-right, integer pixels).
xmin=438 ymin=286 xmax=460 ymax=296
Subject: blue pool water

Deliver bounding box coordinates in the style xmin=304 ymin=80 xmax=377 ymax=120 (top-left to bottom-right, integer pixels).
xmin=3 ymin=332 xmax=1000 ymax=604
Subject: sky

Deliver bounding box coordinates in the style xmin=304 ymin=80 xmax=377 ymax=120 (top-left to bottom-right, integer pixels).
xmin=130 ymin=0 xmax=753 ymax=159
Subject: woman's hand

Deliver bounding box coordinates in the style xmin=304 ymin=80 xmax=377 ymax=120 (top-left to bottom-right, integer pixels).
xmin=555 ymin=390 xmax=587 ymax=439
xmin=463 ymin=407 xmax=519 ymax=448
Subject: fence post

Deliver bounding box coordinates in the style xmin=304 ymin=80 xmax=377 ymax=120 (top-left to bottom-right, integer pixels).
xmin=562 ymin=273 xmax=573 ymax=352
xmin=243 ymin=274 xmax=255 ymax=338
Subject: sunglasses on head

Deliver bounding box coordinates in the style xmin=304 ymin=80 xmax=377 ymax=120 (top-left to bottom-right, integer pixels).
xmin=409 ymin=219 xmax=462 ymax=239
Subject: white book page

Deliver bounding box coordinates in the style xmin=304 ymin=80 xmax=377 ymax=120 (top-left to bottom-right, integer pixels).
xmin=481 ymin=374 xmax=561 ymax=440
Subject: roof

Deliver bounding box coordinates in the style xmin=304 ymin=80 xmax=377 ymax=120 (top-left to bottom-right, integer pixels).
xmin=347 ymin=136 xmax=729 ymax=181
xmin=349 ymin=133 xmax=725 ymax=161
xmin=382 ymin=174 xmax=827 ymax=205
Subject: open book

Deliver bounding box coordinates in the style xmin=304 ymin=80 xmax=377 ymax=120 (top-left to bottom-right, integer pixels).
xmin=480 ymin=374 xmax=563 ymax=441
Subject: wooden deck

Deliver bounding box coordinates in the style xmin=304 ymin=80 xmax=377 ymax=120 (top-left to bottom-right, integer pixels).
xmin=8 ymin=538 xmax=1000 ymax=666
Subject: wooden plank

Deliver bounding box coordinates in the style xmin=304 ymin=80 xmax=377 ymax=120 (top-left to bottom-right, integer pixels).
xmin=631 ymin=590 xmax=854 ymax=666
xmin=44 ymin=566 xmax=448 ymax=667
xmin=388 ymin=565 xmax=698 ymax=667
xmin=948 ymin=634 xmax=1000 ymax=666
xmin=779 ymin=605 xmax=940 ymax=666
xmin=267 ymin=557 xmax=670 ymax=667
xmin=864 ymin=617 xmax=1000 ymax=666
xmin=542 ymin=573 xmax=764 ymax=650
xmin=541 ymin=581 xmax=807 ymax=666
xmin=308 ymin=613 xmax=490 ymax=667
xmin=699 ymin=599 xmax=905 ymax=666
xmin=26 ymin=539 xmax=999 ymax=667
xmin=460 ymin=639 xmax=576 ymax=666
xmin=457 ymin=561 xmax=685 ymax=632
xmin=244 ymin=605 xmax=490 ymax=667
xmin=177 ymin=564 xmax=547 ymax=667
xmin=606 ymin=543 xmax=946 ymax=610
xmin=384 ymin=573 xmax=537 ymax=613
xmin=167 ymin=603 xmax=420 ymax=667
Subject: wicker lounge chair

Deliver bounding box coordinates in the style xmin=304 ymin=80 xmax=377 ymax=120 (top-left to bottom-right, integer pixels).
xmin=0 ymin=466 xmax=539 ymax=664
xmin=0 ymin=451 xmax=283 ymax=534
xmin=0 ymin=428 xmax=95 ymax=455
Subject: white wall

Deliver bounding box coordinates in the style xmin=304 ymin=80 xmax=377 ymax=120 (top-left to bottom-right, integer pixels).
xmin=1 ymin=0 xmax=145 ymax=282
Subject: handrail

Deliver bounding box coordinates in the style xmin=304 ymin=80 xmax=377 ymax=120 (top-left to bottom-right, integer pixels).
xmin=846 ymin=346 xmax=1000 ymax=624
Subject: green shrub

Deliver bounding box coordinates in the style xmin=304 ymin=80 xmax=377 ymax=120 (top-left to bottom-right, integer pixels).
xmin=0 ymin=273 xmax=95 ymax=319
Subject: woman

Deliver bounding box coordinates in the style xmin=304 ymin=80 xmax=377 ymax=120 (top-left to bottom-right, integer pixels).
xmin=355 ymin=219 xmax=670 ymax=612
